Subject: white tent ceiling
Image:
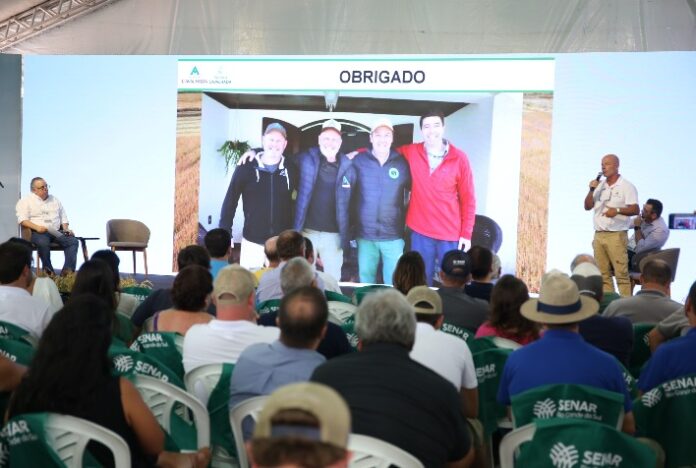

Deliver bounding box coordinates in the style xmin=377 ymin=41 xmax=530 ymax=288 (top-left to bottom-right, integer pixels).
xmin=1 ymin=0 xmax=695 ymax=55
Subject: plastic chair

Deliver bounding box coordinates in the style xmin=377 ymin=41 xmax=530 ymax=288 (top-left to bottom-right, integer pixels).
xmin=109 ymin=344 xmax=186 ymax=389
xmin=229 ymin=396 xmax=267 ymax=468
xmin=472 ymin=346 xmax=514 ymax=436
xmin=634 ymin=373 xmax=696 ymax=467
xmin=0 ymin=338 xmax=35 ymax=366
xmin=256 ymin=299 xmax=281 ymax=316
xmin=325 ymin=290 xmax=352 ymax=304
xmin=106 ymin=219 xmax=151 ymax=276
xmin=348 ymin=433 xmax=424 ymax=468
xmin=185 ymin=363 xmax=237 ymax=466
xmin=499 ymin=418 xmax=655 ymax=468
xmin=130 ymin=332 xmax=185 ymax=380
xmin=510 ymin=383 xmax=625 ymax=430
xmin=132 ymin=375 xmax=210 ymax=451
xmin=328 ymin=301 xmax=357 ymax=325
xmin=471 ymin=214 xmax=503 ymax=253
xmin=352 ymin=284 xmax=392 ymax=305
xmin=1 ymin=412 xmax=130 ymax=468
xmin=0 ymin=320 xmax=38 ymax=348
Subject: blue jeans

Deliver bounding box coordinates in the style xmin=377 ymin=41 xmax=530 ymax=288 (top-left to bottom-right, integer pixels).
xmin=411 ymin=230 xmax=459 ymax=286
xmin=31 ymin=231 xmax=79 ymax=272
xmin=357 ymin=238 xmax=405 ymax=285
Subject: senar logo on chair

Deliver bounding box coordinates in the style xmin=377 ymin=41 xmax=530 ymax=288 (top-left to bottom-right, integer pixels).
xmin=533 ymin=398 xmax=557 ymax=419
xmin=549 ymin=442 xmax=579 ymax=468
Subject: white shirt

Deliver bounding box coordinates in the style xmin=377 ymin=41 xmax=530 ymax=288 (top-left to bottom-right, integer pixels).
xmin=317 ymin=270 xmax=342 ymax=294
xmin=31 ymin=277 xmax=63 ymax=314
xmin=16 ymin=193 xmax=69 ymax=230
xmin=182 ymin=319 xmax=279 ymax=373
xmin=410 ymin=322 xmax=478 ymax=390
xmin=0 ymin=285 xmax=54 ymax=339
xmin=591 ymin=176 xmax=639 ymax=231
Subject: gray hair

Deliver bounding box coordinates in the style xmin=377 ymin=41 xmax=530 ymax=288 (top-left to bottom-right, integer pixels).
xmin=491 ymin=253 xmax=502 ymax=280
xmin=355 ymin=289 xmax=416 ymax=350
xmin=280 ymin=257 xmax=315 ymax=295
xmin=570 ymin=254 xmax=597 ymax=272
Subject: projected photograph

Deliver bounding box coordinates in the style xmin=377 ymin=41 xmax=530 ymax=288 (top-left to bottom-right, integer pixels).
xmin=174 ymin=89 xmax=553 ymax=289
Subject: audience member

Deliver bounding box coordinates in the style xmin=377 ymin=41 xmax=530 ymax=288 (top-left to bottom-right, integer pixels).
xmin=230 ymin=286 xmax=327 ymax=408
xmin=407 ymin=286 xmax=479 ymax=419
xmin=91 ymin=249 xmax=138 ymax=318
xmin=0 ymin=241 xmax=54 ymax=339
xmin=183 ymin=265 xmax=278 ymax=373
xmin=254 ymin=236 xmax=279 ymax=283
xmin=70 ymin=259 xmax=119 ymax=334
xmin=6 ymin=294 xmax=210 ymax=467
xmin=647 ymin=306 xmax=689 ymax=353
xmin=6 ymin=237 xmax=62 ymax=313
xmin=257 ymin=230 xmax=324 ymax=303
xmin=570 ymin=253 xmax=620 ymax=312
xmin=248 ymin=382 xmax=351 ymax=468
xmin=204 ymin=228 xmax=232 ymax=279
xmin=497 ymin=272 xmax=635 ymax=434
xmin=437 ymin=250 xmax=488 ymax=334
xmin=149 ymin=265 xmax=213 ymax=335
xmin=312 ymin=289 xmax=474 ymax=467
xmin=571 ymin=263 xmax=634 ymax=366
xmin=258 ymin=257 xmax=352 ymax=360
xmin=476 ymin=275 xmax=540 ymax=345
xmin=131 ymin=245 xmax=211 ymax=329
xmin=465 ymin=245 xmax=495 ymax=302
xmin=638 ymin=280 xmax=696 ymax=392
xmin=392 ymin=251 xmax=427 ymax=295
xmin=304 ymin=237 xmax=342 ymax=294
xmin=603 ymin=259 xmax=682 ymax=323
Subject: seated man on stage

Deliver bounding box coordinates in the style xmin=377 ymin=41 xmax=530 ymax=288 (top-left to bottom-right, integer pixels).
xmin=15 ymin=177 xmax=78 ymax=276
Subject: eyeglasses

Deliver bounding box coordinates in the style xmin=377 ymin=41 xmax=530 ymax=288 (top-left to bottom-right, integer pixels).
xmin=34 ymin=185 xmax=49 ymax=190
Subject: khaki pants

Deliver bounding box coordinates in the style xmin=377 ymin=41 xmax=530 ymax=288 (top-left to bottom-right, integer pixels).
xmin=593 ymin=231 xmax=631 ymax=297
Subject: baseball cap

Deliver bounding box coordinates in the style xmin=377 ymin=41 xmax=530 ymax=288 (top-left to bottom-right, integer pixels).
xmin=321 ymin=119 xmax=342 ymax=134
xmin=370 ymin=118 xmax=394 ymax=133
xmin=213 ymin=264 xmax=255 ymax=305
xmin=406 ymin=285 xmax=442 ymax=315
xmin=441 ymin=250 xmax=471 ymax=278
xmin=264 ymin=122 xmax=287 ymax=138
xmin=253 ymin=382 xmax=351 ymax=448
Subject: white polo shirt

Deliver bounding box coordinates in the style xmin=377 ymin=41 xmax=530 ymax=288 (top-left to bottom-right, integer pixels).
xmin=0 ymin=285 xmax=54 ymax=339
xmin=410 ymin=322 xmax=478 ymax=390
xmin=182 ymin=319 xmax=279 ymax=373
xmin=15 ymin=193 xmax=69 ymax=230
xmin=592 ymin=176 xmax=639 ymax=232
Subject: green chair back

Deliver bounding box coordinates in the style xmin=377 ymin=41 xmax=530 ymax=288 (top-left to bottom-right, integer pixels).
xmin=114 ymin=311 xmax=136 ymax=344
xmin=511 ymin=383 xmax=624 ymax=430
xmin=325 ymin=290 xmax=352 ymax=303
xmin=440 ymin=322 xmax=475 ymax=342
xmin=121 ymin=286 xmax=153 ymax=305
xmin=629 ymin=323 xmax=653 ymax=378
xmin=617 ymin=361 xmax=639 ymax=399
xmin=0 ymin=321 xmax=37 ymax=348
xmin=0 ymin=339 xmax=35 ymax=366
xmin=634 ymin=373 xmax=696 ymax=468
xmin=256 ymin=299 xmax=281 ymax=316
xmin=513 ymin=418 xmax=656 ymax=468
xmin=208 ymin=363 xmax=237 ymax=459
xmin=108 ymin=343 xmax=185 ymax=389
xmin=472 ymin=346 xmax=513 ymax=436
xmin=467 ymin=336 xmax=499 ymax=355
xmin=130 ymin=332 xmax=185 ymax=381
xmin=352 ymin=285 xmax=392 ymax=305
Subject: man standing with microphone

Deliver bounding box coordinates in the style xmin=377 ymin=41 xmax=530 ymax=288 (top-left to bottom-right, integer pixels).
xmin=584 ymin=154 xmax=639 ymax=297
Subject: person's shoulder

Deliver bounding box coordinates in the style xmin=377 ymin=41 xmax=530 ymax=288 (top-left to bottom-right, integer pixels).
xmin=434 ymin=329 xmax=471 ymax=350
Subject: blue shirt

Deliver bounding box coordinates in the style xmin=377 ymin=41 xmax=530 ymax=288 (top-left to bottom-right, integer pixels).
xmin=229 ymin=340 xmax=325 ymax=409
xmin=497 ymin=329 xmax=633 ymax=412
xmin=210 ymin=259 xmax=229 ymax=280
xmin=638 ymin=327 xmax=696 ymax=392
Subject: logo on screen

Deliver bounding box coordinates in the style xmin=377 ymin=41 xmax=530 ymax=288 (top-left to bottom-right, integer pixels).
xmin=388 ymin=168 xmax=399 ymax=179
xmin=190 ymin=66 xmax=200 ymax=76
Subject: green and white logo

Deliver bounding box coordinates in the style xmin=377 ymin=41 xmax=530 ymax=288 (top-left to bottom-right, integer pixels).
xmin=534 ymin=398 xmax=558 ymax=419
xmin=342 ymin=176 xmax=351 ymax=188
xmin=388 ymin=167 xmax=399 ymax=179
xmin=550 ymin=442 xmax=579 ymax=468
xmin=113 ymin=354 xmax=134 ymax=373
xmin=641 ymin=388 xmax=662 ymax=408
xmin=190 ymin=66 xmax=200 ymax=76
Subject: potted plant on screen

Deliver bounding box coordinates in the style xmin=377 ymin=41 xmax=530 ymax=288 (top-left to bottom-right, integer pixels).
xmin=217 ymin=140 xmax=251 ymax=174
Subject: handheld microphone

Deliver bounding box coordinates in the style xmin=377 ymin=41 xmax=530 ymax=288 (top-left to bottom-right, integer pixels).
xmin=595 ymin=172 xmax=602 ymax=182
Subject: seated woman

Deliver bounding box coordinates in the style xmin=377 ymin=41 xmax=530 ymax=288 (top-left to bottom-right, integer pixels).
xmin=149 ymin=265 xmax=213 ymax=335
xmin=92 ymin=249 xmax=139 ymax=318
xmin=71 ymin=259 xmax=119 ymax=333
xmin=475 ymin=275 xmax=540 ymax=345
xmin=392 ymin=251 xmax=427 ymax=296
xmin=6 ymin=294 xmax=209 ymax=467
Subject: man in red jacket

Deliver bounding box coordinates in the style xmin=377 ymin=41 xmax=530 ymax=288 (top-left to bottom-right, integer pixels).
xmin=399 ymin=111 xmax=476 ymax=285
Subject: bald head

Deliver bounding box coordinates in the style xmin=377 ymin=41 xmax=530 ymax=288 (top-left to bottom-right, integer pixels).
xmin=264 ymin=236 xmax=279 ymax=266
xmin=601 ymin=154 xmax=620 ymax=179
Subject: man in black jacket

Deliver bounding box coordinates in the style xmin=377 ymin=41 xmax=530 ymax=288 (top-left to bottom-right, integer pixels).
xmin=339 ymin=118 xmax=411 ymax=285
xmin=294 ymin=119 xmax=353 ymax=282
xmin=219 ymin=123 xmax=295 ymax=269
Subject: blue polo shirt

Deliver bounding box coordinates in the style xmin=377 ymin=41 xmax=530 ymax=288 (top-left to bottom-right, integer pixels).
xmin=638 ymin=327 xmax=696 ymax=392
xmin=497 ymin=329 xmax=632 ymax=412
